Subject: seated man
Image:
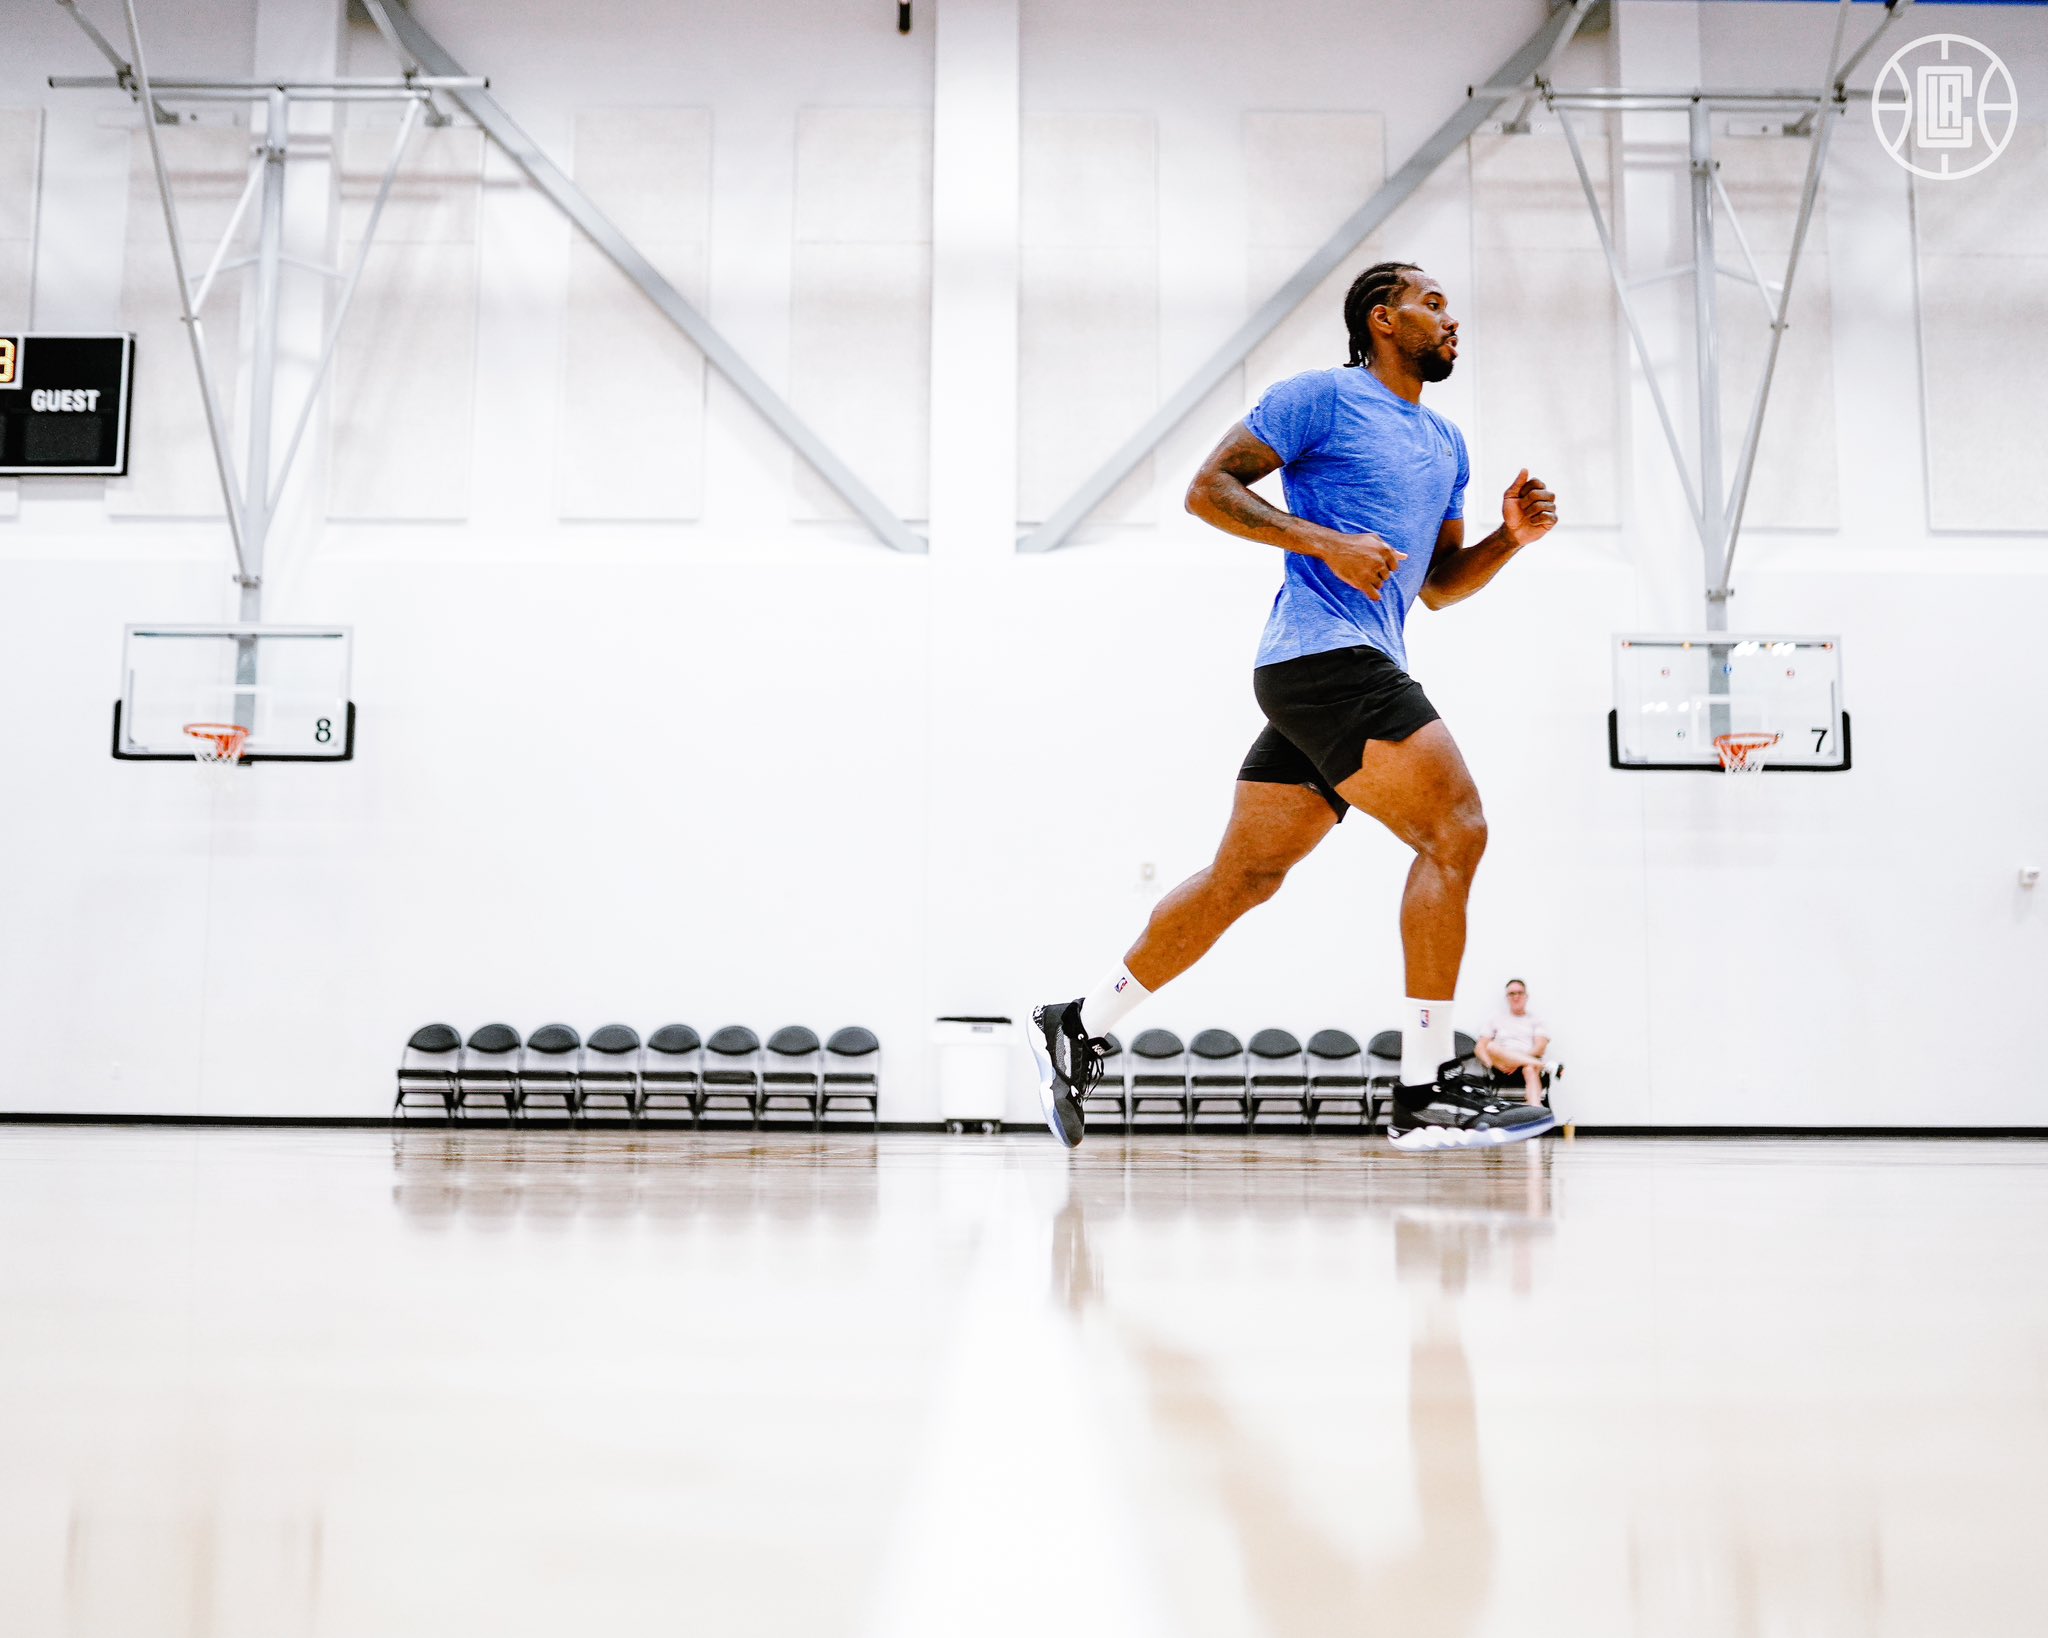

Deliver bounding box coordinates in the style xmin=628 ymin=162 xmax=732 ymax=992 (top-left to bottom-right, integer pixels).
xmin=1474 ymin=978 xmax=1550 ymax=1103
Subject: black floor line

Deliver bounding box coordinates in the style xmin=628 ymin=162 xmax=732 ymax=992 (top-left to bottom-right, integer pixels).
xmin=0 ymin=1114 xmax=2041 ymax=1139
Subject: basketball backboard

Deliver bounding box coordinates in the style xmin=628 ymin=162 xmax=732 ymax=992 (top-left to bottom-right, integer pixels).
xmin=1609 ymin=634 xmax=1848 ymax=773
xmin=112 ymin=625 xmax=355 ymax=763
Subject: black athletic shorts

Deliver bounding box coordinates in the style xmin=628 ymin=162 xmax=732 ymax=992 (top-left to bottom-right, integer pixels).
xmin=1237 ymin=645 xmax=1441 ymax=820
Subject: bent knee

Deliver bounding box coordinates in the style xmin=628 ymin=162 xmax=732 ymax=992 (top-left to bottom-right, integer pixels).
xmin=1421 ymin=804 xmax=1487 ymax=871
xmin=1216 ymin=861 xmax=1291 ymax=908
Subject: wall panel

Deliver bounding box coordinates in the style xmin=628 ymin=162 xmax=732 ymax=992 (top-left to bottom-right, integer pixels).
xmin=1917 ymin=123 xmax=2048 ymax=533
xmin=1469 ymin=126 xmax=1622 ymax=528
xmin=790 ymin=108 xmax=931 ymax=522
xmin=107 ymin=127 xmax=246 ymax=518
xmin=327 ymin=123 xmax=482 ymax=521
xmin=559 ymin=109 xmax=710 ymax=522
xmin=1716 ymin=134 xmax=1838 ymax=532
xmin=1018 ymin=111 xmax=1156 ymax=525
xmin=1243 ymin=112 xmax=1386 ymax=397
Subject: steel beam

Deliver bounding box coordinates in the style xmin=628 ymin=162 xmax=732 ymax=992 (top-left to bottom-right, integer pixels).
xmin=353 ymin=0 xmax=453 ymax=126
xmin=52 ymin=0 xmax=173 ymax=121
xmin=268 ymin=100 xmax=423 ymax=515
xmin=188 ymin=158 xmax=263 ymax=314
xmin=116 ymin=0 xmax=252 ymax=583
xmin=367 ymin=0 xmax=926 ymax=554
xmin=1547 ymin=0 xmax=1854 ymax=624
xmin=1831 ymin=0 xmax=1914 ymax=94
xmin=61 ymin=1 xmax=451 ymax=599
xmin=55 ymin=84 xmax=455 ymax=104
xmin=238 ymin=85 xmax=287 ymax=620
xmin=1019 ymin=0 xmax=1598 ymax=553
xmin=1554 ymin=105 xmax=1705 ymax=536
xmin=1689 ymin=101 xmax=1728 ymax=629
xmin=1711 ymin=169 xmax=1783 ymax=326
xmin=1716 ymin=0 xmax=1852 ymax=602
xmin=47 ymin=74 xmax=485 ymax=92
xmin=1541 ymin=87 xmax=1833 ymax=104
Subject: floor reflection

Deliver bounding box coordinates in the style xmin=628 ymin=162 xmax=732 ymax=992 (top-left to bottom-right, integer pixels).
xmin=390 ymin=1129 xmax=884 ymax=1225
xmin=1052 ymin=1144 xmax=1552 ymax=1637
xmin=64 ymin=1509 xmax=321 ymax=1638
xmin=0 ymin=1131 xmax=2041 ymax=1637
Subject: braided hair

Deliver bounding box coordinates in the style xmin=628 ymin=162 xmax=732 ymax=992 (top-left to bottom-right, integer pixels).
xmin=1343 ymin=260 xmax=1422 ymax=367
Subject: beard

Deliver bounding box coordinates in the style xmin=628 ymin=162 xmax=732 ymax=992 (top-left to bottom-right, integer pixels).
xmin=1416 ymin=344 xmax=1456 ymax=383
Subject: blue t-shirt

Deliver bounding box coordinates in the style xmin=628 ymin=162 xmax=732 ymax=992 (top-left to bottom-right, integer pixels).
xmin=1243 ymin=366 xmax=1468 ymax=672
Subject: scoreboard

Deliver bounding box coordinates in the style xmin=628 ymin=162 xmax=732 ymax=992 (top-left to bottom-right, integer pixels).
xmin=0 ymin=333 xmax=135 ymax=476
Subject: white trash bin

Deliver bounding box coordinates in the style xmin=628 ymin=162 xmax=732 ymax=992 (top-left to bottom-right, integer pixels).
xmin=931 ymin=1016 xmax=1015 ymax=1134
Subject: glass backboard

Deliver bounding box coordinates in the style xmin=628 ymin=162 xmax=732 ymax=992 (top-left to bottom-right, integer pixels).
xmin=1610 ymin=634 xmax=1848 ymax=772
xmin=113 ymin=624 xmax=354 ymax=763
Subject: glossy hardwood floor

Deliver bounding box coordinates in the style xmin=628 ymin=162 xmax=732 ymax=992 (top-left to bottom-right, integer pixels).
xmin=0 ymin=1127 xmax=2041 ymax=1637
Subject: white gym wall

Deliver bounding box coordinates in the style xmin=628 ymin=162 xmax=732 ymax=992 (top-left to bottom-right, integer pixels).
xmin=0 ymin=0 xmax=2041 ymax=1124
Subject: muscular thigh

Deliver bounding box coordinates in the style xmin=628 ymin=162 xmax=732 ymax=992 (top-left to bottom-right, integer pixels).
xmin=1332 ymin=720 xmax=1482 ymax=851
xmin=1217 ymin=778 xmax=1340 ymax=877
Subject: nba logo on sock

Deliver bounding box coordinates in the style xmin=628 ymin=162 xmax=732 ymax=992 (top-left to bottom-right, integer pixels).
xmin=1418 ymin=1007 xmax=1431 ymax=1026
xmin=1114 ymin=976 xmax=1129 ymax=994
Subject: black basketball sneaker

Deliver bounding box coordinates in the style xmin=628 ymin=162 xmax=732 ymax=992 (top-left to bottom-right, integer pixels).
xmin=1026 ymin=1000 xmax=1106 ymax=1149
xmin=1388 ymin=1060 xmax=1555 ymax=1150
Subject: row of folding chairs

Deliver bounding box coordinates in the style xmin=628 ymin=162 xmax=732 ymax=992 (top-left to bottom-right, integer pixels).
xmin=1079 ymin=1027 xmax=1553 ymax=1131
xmin=394 ymin=1023 xmax=882 ymax=1127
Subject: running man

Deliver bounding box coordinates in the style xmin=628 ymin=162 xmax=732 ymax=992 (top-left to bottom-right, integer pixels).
xmin=1026 ymin=261 xmax=1557 ymax=1151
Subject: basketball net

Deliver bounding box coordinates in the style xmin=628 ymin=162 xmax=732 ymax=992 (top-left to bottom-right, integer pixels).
xmin=184 ymin=721 xmax=250 ymax=771
xmin=1713 ymin=731 xmax=1780 ymax=775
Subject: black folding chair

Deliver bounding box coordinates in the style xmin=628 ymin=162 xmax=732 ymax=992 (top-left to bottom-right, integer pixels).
xmin=1246 ymin=1028 xmax=1307 ymax=1127
xmin=642 ymin=1024 xmax=702 ymax=1123
xmin=1188 ymin=1029 xmax=1249 ymax=1127
xmin=394 ymin=1023 xmax=460 ymax=1119
xmin=701 ymin=1025 xmax=763 ymax=1125
xmin=762 ymin=1026 xmax=824 ymax=1126
xmin=579 ymin=1024 xmax=643 ymax=1122
xmin=822 ymin=1026 xmax=882 ymax=1128
xmin=1305 ymin=1029 xmax=1370 ymax=1128
xmin=517 ymin=1024 xmax=582 ymax=1121
xmin=455 ymin=1024 xmax=521 ymax=1119
xmin=1128 ymin=1029 xmax=1189 ymax=1129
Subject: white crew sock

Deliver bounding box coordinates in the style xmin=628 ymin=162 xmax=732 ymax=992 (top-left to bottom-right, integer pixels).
xmin=1078 ymin=964 xmax=1150 ymax=1040
xmin=1402 ymin=997 xmax=1454 ymax=1087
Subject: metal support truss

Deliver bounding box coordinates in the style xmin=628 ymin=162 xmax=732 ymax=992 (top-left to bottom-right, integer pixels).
xmin=103 ymin=0 xmax=252 ymax=583
xmin=365 ymin=0 xmax=926 ymax=555
xmin=1019 ymin=0 xmax=1600 ymax=553
xmin=55 ymin=0 xmax=449 ymax=618
xmin=57 ymin=0 xmax=923 ymax=561
xmin=1545 ymin=0 xmax=1912 ymax=625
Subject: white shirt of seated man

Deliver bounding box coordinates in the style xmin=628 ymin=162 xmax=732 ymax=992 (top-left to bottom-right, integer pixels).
xmin=1476 ymin=978 xmax=1550 ymax=1101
